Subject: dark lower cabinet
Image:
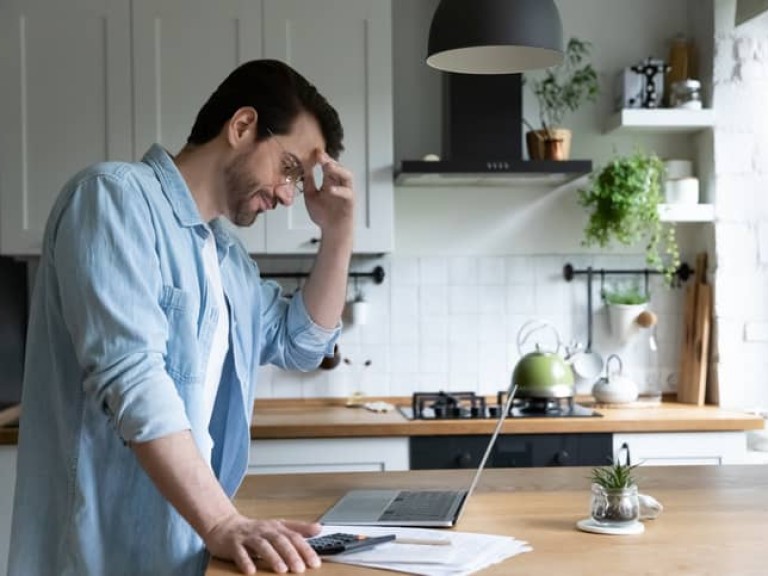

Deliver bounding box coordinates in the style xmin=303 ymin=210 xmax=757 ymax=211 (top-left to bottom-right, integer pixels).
xmin=409 ymin=434 xmax=613 ymax=469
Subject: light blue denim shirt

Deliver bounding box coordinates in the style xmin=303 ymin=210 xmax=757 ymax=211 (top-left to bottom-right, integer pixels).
xmin=8 ymin=145 xmax=340 ymax=576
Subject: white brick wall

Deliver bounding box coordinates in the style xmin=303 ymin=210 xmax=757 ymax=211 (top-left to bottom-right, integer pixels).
xmin=713 ymin=0 xmax=768 ymax=410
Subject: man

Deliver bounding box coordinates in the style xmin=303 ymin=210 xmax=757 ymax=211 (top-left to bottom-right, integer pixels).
xmin=9 ymin=60 xmax=352 ymax=575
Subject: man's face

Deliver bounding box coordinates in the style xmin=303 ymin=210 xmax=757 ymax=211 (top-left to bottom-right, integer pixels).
xmin=224 ymin=112 xmax=324 ymax=227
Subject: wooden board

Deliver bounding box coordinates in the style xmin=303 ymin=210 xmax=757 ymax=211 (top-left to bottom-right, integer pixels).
xmin=676 ymin=283 xmax=697 ymax=402
xmin=692 ymin=283 xmax=712 ymax=405
xmin=677 ymin=253 xmax=711 ymax=405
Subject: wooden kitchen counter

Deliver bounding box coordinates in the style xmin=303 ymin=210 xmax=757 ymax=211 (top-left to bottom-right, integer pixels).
xmin=248 ymin=397 xmax=764 ymax=439
xmin=206 ymin=465 xmax=768 ymax=575
xmin=1 ymin=398 xmax=762 ymax=445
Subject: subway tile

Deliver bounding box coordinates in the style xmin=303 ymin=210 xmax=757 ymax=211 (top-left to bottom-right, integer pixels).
xmin=505 ymin=256 xmax=535 ymax=284
xmin=419 ymin=256 xmax=448 ymax=285
xmin=420 ymin=284 xmax=448 ymax=316
xmin=449 ymin=285 xmax=479 ymax=315
xmin=448 ymin=256 xmax=478 ymax=285
xmin=477 ymin=256 xmax=506 ymax=285
xmin=391 ymin=257 xmax=419 ymax=286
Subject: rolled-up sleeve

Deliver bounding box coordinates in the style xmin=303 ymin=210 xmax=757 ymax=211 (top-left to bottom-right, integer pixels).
xmin=258 ymin=280 xmax=341 ymax=370
xmin=52 ymin=173 xmax=190 ymax=443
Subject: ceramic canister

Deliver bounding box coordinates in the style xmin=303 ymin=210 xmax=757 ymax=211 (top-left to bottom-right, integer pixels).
xmin=665 ymin=177 xmax=699 ymax=205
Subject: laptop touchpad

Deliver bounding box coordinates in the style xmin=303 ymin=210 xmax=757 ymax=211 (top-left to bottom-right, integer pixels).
xmin=320 ymin=490 xmax=398 ymax=522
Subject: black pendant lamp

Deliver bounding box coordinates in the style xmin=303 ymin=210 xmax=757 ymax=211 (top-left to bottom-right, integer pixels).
xmin=426 ymin=0 xmax=564 ymax=74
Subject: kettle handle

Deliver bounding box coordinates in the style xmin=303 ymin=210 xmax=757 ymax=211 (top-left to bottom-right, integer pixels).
xmin=517 ymin=319 xmax=563 ymax=356
xmin=605 ymin=353 xmax=623 ymax=377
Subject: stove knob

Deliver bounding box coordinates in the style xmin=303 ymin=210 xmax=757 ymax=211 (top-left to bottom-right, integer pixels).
xmin=470 ymin=406 xmax=483 ymax=418
xmin=488 ymin=406 xmax=499 ymax=418
xmin=455 ymin=452 xmax=473 ymax=468
xmin=433 ymin=406 xmax=445 ymax=418
xmin=554 ymin=450 xmax=570 ymax=466
xmin=448 ymin=406 xmax=462 ymax=418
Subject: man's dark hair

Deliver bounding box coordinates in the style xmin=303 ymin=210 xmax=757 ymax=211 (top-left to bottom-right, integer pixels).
xmin=187 ymin=59 xmax=344 ymax=159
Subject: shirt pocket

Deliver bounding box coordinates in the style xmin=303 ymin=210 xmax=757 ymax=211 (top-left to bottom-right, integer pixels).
xmin=159 ymin=284 xmax=206 ymax=386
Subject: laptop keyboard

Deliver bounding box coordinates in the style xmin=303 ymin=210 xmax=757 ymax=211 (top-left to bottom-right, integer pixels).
xmin=379 ymin=490 xmax=463 ymax=521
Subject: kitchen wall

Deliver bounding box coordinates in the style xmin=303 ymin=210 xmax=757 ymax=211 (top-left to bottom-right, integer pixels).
xmin=257 ymin=0 xmax=712 ymax=402
xmin=256 ymin=253 xmax=683 ymax=399
xmin=711 ymin=0 xmax=768 ymax=411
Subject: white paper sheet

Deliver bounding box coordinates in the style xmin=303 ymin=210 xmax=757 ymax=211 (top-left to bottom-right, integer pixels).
xmin=317 ymin=525 xmax=532 ymax=576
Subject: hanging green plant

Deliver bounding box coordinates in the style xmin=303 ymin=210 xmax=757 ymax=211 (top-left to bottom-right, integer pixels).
xmin=577 ymin=150 xmax=680 ymax=284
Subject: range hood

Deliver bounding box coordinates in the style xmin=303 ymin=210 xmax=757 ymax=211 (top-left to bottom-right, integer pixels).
xmin=396 ymin=74 xmax=592 ymax=187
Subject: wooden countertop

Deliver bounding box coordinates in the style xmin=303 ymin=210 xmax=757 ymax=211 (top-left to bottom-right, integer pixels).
xmin=248 ymin=397 xmax=764 ymax=439
xmin=206 ymin=465 xmax=768 ymax=575
xmin=1 ymin=398 xmax=763 ymax=445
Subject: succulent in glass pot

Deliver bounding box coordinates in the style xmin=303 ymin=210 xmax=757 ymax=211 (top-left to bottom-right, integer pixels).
xmin=589 ymin=458 xmax=641 ymax=525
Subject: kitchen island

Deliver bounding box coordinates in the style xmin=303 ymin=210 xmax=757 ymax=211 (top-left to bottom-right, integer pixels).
xmin=206 ymin=465 xmax=768 ymax=575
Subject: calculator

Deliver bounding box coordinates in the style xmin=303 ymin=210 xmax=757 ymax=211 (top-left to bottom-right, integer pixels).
xmin=306 ymin=532 xmax=396 ymax=555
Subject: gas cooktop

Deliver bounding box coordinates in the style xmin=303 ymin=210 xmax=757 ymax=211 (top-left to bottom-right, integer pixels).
xmin=398 ymin=391 xmax=601 ymax=420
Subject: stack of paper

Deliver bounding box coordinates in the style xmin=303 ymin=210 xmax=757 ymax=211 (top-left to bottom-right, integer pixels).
xmin=317 ymin=525 xmax=532 ymax=576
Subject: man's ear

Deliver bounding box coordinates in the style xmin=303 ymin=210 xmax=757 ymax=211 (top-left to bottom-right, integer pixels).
xmin=228 ymin=107 xmax=258 ymax=147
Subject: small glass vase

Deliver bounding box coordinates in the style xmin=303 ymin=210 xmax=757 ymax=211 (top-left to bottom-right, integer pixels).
xmin=590 ymin=483 xmax=640 ymax=526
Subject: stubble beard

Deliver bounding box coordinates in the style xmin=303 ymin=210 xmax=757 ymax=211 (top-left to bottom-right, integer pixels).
xmin=224 ymin=150 xmax=265 ymax=227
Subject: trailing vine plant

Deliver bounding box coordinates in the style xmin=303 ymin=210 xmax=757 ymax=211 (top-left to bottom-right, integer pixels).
xmin=578 ymin=150 xmax=681 ymax=285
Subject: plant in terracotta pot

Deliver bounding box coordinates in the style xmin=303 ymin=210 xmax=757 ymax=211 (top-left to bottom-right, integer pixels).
xmin=578 ymin=150 xmax=681 ymax=285
xmin=589 ymin=458 xmax=641 ymax=525
xmin=525 ymin=37 xmax=599 ymax=160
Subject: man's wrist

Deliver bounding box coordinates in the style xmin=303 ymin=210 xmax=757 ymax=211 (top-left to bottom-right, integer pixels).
xmin=318 ymin=221 xmax=354 ymax=252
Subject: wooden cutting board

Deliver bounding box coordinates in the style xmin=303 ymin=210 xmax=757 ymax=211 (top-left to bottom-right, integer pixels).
xmin=677 ymin=253 xmax=711 ymax=405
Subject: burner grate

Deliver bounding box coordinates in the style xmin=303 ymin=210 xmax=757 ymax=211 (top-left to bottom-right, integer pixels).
xmin=412 ymin=391 xmax=486 ymax=419
xmin=404 ymin=390 xmax=601 ymax=420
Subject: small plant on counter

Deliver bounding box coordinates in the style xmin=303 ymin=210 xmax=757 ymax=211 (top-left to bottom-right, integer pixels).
xmin=578 ymin=150 xmax=680 ymax=285
xmin=589 ymin=458 xmax=641 ymax=524
xmin=590 ymin=460 xmax=639 ymax=490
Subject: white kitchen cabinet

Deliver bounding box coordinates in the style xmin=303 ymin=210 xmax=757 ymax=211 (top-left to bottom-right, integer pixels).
xmin=248 ymin=437 xmax=408 ymax=475
xmin=0 ymin=446 xmax=17 ymax=576
xmin=261 ymin=0 xmax=394 ymax=254
xmin=131 ymin=0 xmax=267 ymax=252
xmin=0 ymin=0 xmax=132 ymax=255
xmin=1 ymin=0 xmax=394 ymax=256
xmin=613 ymin=432 xmax=749 ymax=466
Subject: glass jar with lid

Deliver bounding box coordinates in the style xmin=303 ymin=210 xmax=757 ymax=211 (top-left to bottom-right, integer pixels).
xmin=670 ymin=79 xmax=702 ymax=109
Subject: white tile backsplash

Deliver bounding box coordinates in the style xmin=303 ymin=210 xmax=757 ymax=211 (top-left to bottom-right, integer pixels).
xmin=448 ymin=256 xmax=478 ymax=285
xmin=448 ymin=285 xmax=479 ymax=315
xmin=257 ymin=254 xmax=684 ymax=399
xmin=419 ymin=284 xmax=448 ymax=317
xmin=477 ymin=256 xmax=506 ymax=285
xmin=419 ymin=256 xmax=448 ymax=285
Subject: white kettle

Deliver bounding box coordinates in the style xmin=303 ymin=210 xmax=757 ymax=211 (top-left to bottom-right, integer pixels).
xmin=592 ymin=354 xmax=639 ymax=404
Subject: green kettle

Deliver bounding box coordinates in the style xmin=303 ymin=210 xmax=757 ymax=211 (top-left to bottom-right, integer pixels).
xmin=513 ymin=320 xmax=574 ymax=399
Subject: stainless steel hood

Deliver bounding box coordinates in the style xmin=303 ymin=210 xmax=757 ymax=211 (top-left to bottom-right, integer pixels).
xmin=396 ymin=73 xmax=592 ymax=186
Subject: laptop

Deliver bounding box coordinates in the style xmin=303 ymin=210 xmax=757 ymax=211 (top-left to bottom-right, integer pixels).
xmin=318 ymin=385 xmax=518 ymax=527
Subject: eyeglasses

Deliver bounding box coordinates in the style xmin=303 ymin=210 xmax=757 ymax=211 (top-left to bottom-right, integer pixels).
xmin=267 ymin=128 xmax=305 ymax=194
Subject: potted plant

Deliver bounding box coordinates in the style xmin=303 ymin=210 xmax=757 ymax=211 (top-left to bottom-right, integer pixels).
xmin=589 ymin=457 xmax=641 ymax=525
xmin=578 ymin=150 xmax=681 ymax=285
xmin=603 ymin=281 xmax=649 ymax=343
xmin=525 ymin=37 xmax=599 ymax=160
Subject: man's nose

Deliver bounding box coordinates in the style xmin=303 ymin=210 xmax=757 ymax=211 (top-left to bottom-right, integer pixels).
xmin=273 ymin=183 xmax=295 ymax=207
